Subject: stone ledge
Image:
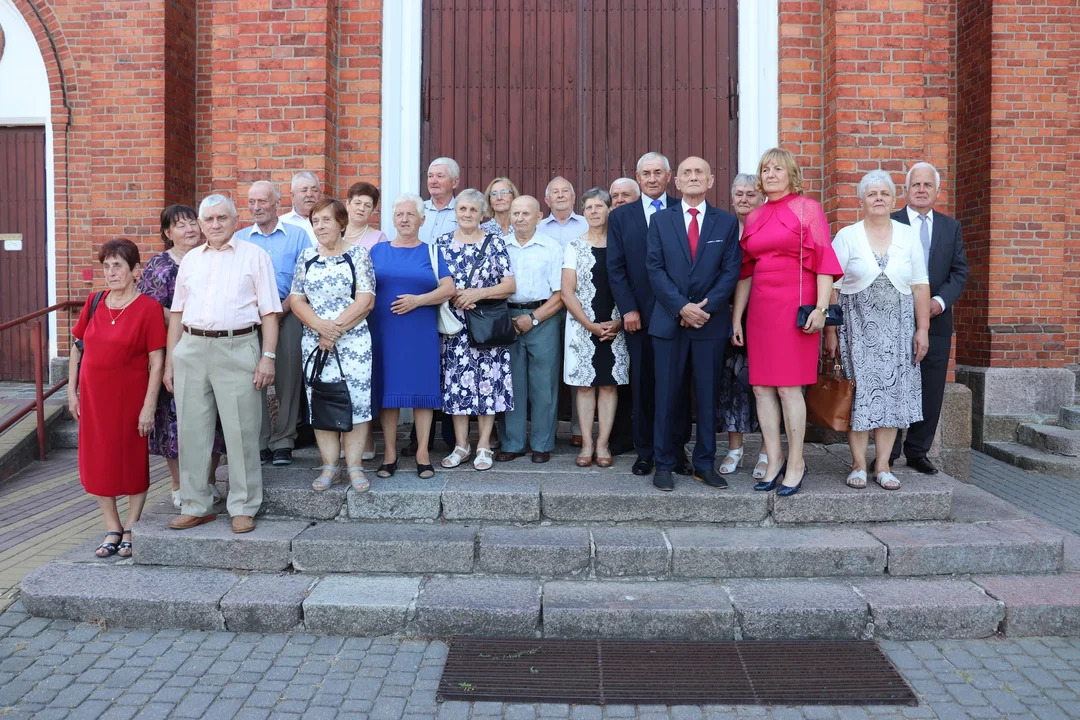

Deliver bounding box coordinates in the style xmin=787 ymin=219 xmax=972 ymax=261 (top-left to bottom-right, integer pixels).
xmin=411 ymin=577 xmax=541 ymax=638
xmin=441 ymin=476 xmax=541 ymax=521
xmin=261 ymin=469 xmax=348 ymax=520
xmin=725 ymin=579 xmax=869 ymax=640
xmin=974 ymin=574 xmax=1080 ymax=637
xmin=591 ymin=527 xmax=670 ymax=577
xmin=855 ymin=578 xmax=1004 ymax=640
xmin=291 ymin=522 xmax=477 ymax=574
xmin=477 ymin=526 xmax=590 ymax=576
xmin=132 ymin=514 xmax=309 ymax=571
xmin=303 ymin=575 xmax=422 ymax=637
xmin=346 ymin=475 xmax=443 ymax=520
xmin=221 ymin=573 xmax=313 ymax=633
xmin=771 ymin=473 xmax=953 ymax=523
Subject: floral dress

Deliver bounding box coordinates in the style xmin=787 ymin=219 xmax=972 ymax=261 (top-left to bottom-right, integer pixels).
xmin=291 ymin=245 xmax=376 ymax=424
xmin=137 ymin=250 xmax=226 ymax=459
xmin=437 ymin=231 xmax=515 ymax=416
xmin=562 ymin=237 xmax=629 ymax=387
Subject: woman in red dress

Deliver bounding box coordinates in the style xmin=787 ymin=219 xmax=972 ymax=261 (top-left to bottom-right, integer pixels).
xmin=732 ymin=148 xmax=842 ymax=496
xmin=68 ymin=239 xmax=167 ymax=558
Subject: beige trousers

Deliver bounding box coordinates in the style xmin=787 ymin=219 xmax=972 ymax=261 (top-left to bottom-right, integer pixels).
xmin=174 ymin=332 xmax=263 ymax=517
xmin=261 ymin=312 xmax=303 ymax=451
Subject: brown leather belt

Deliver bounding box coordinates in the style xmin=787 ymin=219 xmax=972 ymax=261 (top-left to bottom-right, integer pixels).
xmin=183 ymin=325 xmax=255 ymax=338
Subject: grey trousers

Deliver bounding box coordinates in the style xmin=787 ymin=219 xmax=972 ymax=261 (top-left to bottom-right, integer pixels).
xmin=499 ymin=309 xmax=561 ymax=453
xmin=261 ymin=312 xmax=303 ymax=451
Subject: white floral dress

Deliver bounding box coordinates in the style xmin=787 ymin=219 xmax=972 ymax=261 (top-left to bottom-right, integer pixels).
xmin=562 ymin=237 xmax=630 ymax=387
xmin=291 ymin=245 xmax=376 ymax=424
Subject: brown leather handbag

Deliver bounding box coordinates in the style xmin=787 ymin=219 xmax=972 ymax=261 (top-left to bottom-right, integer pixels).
xmin=805 ymin=356 xmax=855 ymax=431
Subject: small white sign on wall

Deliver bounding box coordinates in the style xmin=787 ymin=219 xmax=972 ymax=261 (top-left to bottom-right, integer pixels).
xmin=2 ymin=233 xmax=24 ymax=251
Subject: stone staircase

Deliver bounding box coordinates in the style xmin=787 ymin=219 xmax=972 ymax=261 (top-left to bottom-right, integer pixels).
xmin=985 ymin=405 xmax=1080 ymax=478
xmin=19 ymin=441 xmax=1080 ymax=641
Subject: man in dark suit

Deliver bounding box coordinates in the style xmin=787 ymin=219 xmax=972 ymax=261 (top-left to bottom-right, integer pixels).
xmin=890 ymin=162 xmax=969 ymax=474
xmin=608 ymin=152 xmax=692 ymax=476
xmin=646 ymin=156 xmax=742 ymax=491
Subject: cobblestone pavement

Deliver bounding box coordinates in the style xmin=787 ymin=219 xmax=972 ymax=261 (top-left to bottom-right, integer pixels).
xmin=0 ymin=602 xmax=1077 ymax=720
xmin=970 ymin=452 xmax=1080 ymax=535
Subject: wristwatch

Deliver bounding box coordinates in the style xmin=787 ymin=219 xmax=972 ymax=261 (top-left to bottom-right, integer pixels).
xmin=529 ymin=313 xmax=539 ymax=327
xmin=262 ymin=351 xmax=277 ymax=360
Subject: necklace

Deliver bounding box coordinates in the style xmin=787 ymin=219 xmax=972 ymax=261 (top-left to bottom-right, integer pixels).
xmin=105 ymin=291 xmax=138 ymax=325
xmin=344 ymin=225 xmax=369 ymax=243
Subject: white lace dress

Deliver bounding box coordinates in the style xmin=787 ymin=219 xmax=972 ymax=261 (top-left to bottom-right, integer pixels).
xmin=562 ymin=237 xmax=630 ymax=387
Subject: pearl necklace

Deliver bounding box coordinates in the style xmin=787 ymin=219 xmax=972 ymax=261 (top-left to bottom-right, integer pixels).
xmin=344 ymin=225 xmax=369 ymax=244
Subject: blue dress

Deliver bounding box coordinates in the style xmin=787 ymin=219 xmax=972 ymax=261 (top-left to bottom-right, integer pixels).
xmin=369 ymin=242 xmax=449 ymax=408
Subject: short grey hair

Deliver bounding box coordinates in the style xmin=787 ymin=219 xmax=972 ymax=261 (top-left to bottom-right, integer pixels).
xmin=609 ymin=178 xmax=640 ymax=197
xmin=545 ymin=176 xmax=574 ymax=198
xmin=249 ymin=180 xmax=281 ymax=202
xmin=428 ymin=157 xmax=461 ymax=181
xmin=905 ymin=161 xmax=941 ymax=189
xmin=290 ymin=171 xmax=319 ymax=191
xmin=731 ymin=173 xmax=758 ymax=195
xmin=455 ymin=188 xmax=489 ymax=216
xmin=857 ymin=169 xmax=897 ymax=201
xmin=392 ymin=192 xmax=425 ymax=220
xmin=199 ymin=194 xmax=237 ymax=218
xmin=581 ymin=187 xmax=612 ymax=209
xmin=636 ymin=152 xmax=671 ymax=173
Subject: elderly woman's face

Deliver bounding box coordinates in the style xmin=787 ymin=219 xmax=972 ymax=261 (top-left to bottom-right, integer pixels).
xmin=347 ymin=195 xmax=375 ymax=227
xmin=760 ymin=160 xmax=792 ymax=197
xmin=731 ymin=184 xmax=762 ymax=220
xmin=311 ymin=206 xmax=343 ymax=248
xmin=393 ymin=202 xmax=424 ymax=236
xmin=455 ymin=199 xmax=483 ymax=230
xmin=583 ymin=197 xmax=610 ymax=227
xmin=488 ymin=182 xmax=514 ymax=215
xmin=102 ymin=256 xmax=139 ymax=291
xmin=165 ymin=215 xmax=202 ymax=251
xmin=862 ymin=183 xmax=895 ymax=217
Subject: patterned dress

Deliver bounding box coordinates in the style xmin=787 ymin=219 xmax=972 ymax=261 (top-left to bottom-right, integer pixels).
xmin=562 ymin=237 xmax=630 ymax=387
xmin=717 ymin=338 xmax=759 ymax=433
xmin=137 ymin=250 xmax=226 ymax=459
xmin=437 ymin=231 xmax=515 ymax=415
xmin=837 ymin=252 xmax=924 ymax=431
xmin=291 ymin=245 xmax=377 ymax=424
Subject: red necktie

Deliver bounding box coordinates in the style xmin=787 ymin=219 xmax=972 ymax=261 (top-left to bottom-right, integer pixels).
xmin=687 ymin=207 xmax=700 ymax=260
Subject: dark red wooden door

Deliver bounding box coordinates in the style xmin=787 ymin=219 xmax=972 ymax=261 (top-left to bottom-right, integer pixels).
xmin=0 ymin=127 xmax=49 ymax=381
xmin=421 ymin=0 xmax=738 ymax=208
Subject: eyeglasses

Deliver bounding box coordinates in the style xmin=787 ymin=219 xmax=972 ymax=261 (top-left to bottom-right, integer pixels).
xmin=489 ymin=190 xmax=514 ymax=198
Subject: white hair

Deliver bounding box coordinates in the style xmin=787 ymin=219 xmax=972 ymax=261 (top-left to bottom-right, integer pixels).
xmin=905 ymin=162 xmax=941 ymax=190
xmin=290 ymin=171 xmax=319 ymax=192
xmin=609 ymin=177 xmax=641 ymax=197
xmin=199 ymin=194 xmax=237 ymax=218
xmin=392 ymin=192 xmax=425 ymax=220
xmin=731 ymin=173 xmax=758 ymax=195
xmin=544 ymin=176 xmax=575 ymax=198
xmin=456 ymin=188 xmax=489 ymax=217
xmin=857 ymin=169 xmax=897 ymax=201
xmin=636 ymin=152 xmax=671 ymax=173
xmin=249 ymin=180 xmax=281 ymax=202
xmin=428 ymin=157 xmax=461 ymax=181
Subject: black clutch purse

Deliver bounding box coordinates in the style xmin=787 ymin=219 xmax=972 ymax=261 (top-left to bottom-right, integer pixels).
xmin=304 ymin=347 xmax=353 ymax=432
xmin=796 ymin=303 xmax=844 ymax=328
xmin=462 ymin=234 xmax=516 ymax=349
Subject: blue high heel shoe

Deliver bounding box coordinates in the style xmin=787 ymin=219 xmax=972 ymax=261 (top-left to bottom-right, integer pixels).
xmin=753 ymin=461 xmax=787 ymax=492
xmin=776 ymin=466 xmax=808 ymax=497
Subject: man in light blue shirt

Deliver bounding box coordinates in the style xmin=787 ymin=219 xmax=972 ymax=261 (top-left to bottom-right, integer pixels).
xmin=418 ymin=157 xmax=461 ymax=244
xmin=538 ymin=176 xmax=588 ymax=247
xmin=497 ymin=196 xmax=565 ymax=464
xmin=234 ymin=180 xmax=310 ymax=467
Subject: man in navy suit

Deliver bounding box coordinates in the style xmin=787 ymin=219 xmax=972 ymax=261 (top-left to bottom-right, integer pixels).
xmin=890 ymin=162 xmax=968 ymax=474
xmin=646 ymin=156 xmax=742 ymax=491
xmin=608 ymin=152 xmax=692 ymax=477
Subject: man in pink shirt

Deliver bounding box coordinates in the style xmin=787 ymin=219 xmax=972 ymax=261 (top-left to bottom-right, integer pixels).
xmin=163 ymin=194 xmax=282 ymax=533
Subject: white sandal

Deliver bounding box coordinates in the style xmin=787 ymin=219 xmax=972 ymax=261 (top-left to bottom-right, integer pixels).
xmin=442 ymin=444 xmax=472 ymax=469
xmin=845 ymin=469 xmax=868 ymax=489
xmin=876 ymin=471 xmax=901 ymax=490
xmin=719 ymin=447 xmax=744 ymax=475
xmin=473 ymin=448 xmax=494 ymax=471
xmin=752 ymin=453 xmax=769 ymax=480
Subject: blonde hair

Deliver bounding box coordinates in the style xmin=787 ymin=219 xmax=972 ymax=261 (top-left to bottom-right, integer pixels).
xmin=484 ymin=177 xmax=520 ymax=206
xmin=755 ymin=148 xmax=805 ymax=196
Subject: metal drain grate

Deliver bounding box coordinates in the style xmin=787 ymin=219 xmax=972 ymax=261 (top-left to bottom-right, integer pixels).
xmin=438 ymin=638 xmax=917 ymax=706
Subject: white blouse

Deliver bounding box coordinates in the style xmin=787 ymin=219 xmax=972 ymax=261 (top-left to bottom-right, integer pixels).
xmin=832 ymin=220 xmax=929 ymax=296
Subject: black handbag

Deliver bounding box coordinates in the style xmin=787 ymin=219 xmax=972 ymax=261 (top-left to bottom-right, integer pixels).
xmin=795 ymin=199 xmax=843 ymax=328
xmin=304 ymin=347 xmax=353 ymax=432
xmin=73 ymin=291 xmax=105 ymax=384
xmin=462 ymin=234 xmax=516 ymax=349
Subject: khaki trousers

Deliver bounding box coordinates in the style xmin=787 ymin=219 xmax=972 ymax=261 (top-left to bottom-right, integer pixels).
xmin=260 ymin=312 xmax=303 ymax=451
xmin=174 ymin=332 xmax=264 ymax=517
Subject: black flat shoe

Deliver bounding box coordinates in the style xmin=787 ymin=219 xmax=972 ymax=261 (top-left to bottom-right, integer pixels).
xmin=376 ymin=461 xmax=397 ymax=478
xmin=416 ymin=463 xmax=435 ymax=479
xmin=674 ymin=457 xmax=694 ymax=476
xmin=777 ymin=466 xmax=808 ymax=497
xmin=260 ymin=449 xmax=272 ymax=465
xmin=632 ymin=457 xmax=654 ymax=476
xmin=698 ymin=468 xmax=729 ymax=489
xmin=272 ymin=448 xmax=293 ymax=466
xmin=653 ymin=470 xmax=675 ymax=492
xmin=753 ymin=461 xmax=787 ymax=492
xmin=906 ymin=456 xmax=939 ymax=475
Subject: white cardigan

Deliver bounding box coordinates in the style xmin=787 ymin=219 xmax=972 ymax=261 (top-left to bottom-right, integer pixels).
xmin=832 ymin=220 xmax=929 ymax=296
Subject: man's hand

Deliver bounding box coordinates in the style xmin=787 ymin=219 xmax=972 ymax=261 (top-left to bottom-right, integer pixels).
xmin=163 ymin=360 xmax=174 ymax=393
xmin=254 ymin=356 xmax=275 ymax=389
xmin=513 ymin=315 xmax=533 ymax=335
xmin=391 ymin=294 xmax=423 ymax=315
xmin=930 ymin=302 xmax=944 ymax=318
xmin=622 ymin=310 xmax=642 ymax=333
xmin=679 ymin=300 xmax=710 ymax=329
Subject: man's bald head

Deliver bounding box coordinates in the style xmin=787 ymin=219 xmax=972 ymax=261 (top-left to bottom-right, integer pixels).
xmin=674 ymin=156 xmax=715 ymax=203
xmin=510 ymin=195 xmax=542 ymax=240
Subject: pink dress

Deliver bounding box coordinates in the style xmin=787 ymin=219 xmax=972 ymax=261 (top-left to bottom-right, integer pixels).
xmin=740 ymin=193 xmax=841 ymax=387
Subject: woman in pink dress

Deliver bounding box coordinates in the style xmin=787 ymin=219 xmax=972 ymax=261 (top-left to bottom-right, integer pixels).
xmin=732 ymin=148 xmax=842 ymax=496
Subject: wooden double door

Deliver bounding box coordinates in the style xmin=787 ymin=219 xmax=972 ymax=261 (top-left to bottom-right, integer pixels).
xmin=421 ymin=0 xmax=738 ymax=208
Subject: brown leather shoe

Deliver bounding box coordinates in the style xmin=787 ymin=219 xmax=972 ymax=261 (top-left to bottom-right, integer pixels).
xmin=231 ymin=515 xmax=255 ymax=534
xmin=168 ymin=513 xmax=217 ymax=530
xmin=571 ymin=435 xmax=583 ymax=447
xmin=495 ymin=451 xmax=523 ymax=462
xmin=531 ymin=451 xmax=550 ymax=463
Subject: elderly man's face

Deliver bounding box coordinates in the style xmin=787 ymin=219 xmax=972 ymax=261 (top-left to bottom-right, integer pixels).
xmin=199 ymin=204 xmax=238 ymax=246
xmin=906 ymin=167 xmax=939 ymax=212
xmin=510 ymin=196 xmax=541 ymax=236
xmin=545 ymin=179 xmax=574 ymax=213
xmin=609 ymin=181 xmax=638 ymax=208
xmin=427 ymin=164 xmax=458 ymax=201
xmin=731 ymin=184 xmax=762 ymax=221
xmin=674 ymin=157 xmax=714 ymax=199
xmin=636 ymin=159 xmax=672 ymax=200
xmin=248 ymin=185 xmax=279 ymax=226
xmin=292 ymin=179 xmax=321 ymax=218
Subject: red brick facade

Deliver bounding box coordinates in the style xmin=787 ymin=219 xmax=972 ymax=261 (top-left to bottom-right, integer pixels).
xmin=12 ymin=0 xmax=1080 ymax=369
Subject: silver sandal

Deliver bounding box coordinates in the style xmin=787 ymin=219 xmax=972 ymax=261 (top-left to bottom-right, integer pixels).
xmin=312 ymin=465 xmax=341 ymax=491
xmin=348 ymin=466 xmax=370 ymax=493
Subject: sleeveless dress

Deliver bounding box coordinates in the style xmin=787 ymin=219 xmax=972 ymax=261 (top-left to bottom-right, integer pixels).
xmin=562 ymin=238 xmax=629 ymax=387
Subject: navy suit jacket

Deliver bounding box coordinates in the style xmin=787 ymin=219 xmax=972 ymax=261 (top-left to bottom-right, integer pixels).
xmin=607 ymin=194 xmax=678 ymax=328
xmin=645 ymin=202 xmax=742 ymax=341
xmin=891 ymin=208 xmax=968 ymax=337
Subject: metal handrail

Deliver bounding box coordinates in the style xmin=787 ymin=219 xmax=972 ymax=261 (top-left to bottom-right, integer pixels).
xmin=0 ymin=300 xmax=84 ymax=460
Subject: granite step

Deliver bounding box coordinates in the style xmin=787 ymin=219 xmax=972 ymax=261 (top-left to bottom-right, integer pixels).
xmin=1016 ymin=423 xmax=1080 ymax=457
xmin=1059 ymin=406 xmax=1080 ymax=430
xmin=48 ymin=419 xmax=79 ymax=450
xmin=984 ymin=441 xmax=1080 ymax=479
xmin=26 ymin=560 xmax=1080 ymax=640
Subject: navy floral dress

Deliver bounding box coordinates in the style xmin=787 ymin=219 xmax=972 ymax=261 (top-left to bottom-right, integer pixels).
xmin=437 ymin=231 xmax=515 ymax=416
xmin=137 ymin=250 xmax=226 ymax=459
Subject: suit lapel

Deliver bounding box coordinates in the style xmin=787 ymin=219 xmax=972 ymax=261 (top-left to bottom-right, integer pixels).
xmin=670 ymin=205 xmax=692 ymax=266
xmin=691 ymin=204 xmax=719 ymax=268
xmin=928 ymin=212 xmax=946 ymax=267
xmin=633 ymin=202 xmax=648 ymax=240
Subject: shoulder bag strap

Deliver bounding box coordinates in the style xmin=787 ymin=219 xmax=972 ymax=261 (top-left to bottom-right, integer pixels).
xmin=339 ymin=251 xmax=357 ymax=297
xmin=88 ymin=291 xmax=105 ymax=321
xmin=464 ymin=234 xmax=495 ymax=289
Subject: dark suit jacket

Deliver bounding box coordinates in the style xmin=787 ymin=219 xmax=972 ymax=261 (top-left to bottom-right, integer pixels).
xmin=891 ymin=208 xmax=968 ymax=337
xmin=607 ymin=193 xmax=678 ymax=328
xmin=645 ymin=202 xmax=742 ymax=341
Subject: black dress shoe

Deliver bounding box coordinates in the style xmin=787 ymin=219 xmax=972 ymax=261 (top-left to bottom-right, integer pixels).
xmin=272 ymin=448 xmax=292 ymax=466
xmin=906 ymin=456 xmax=939 ymax=475
xmin=777 ymin=466 xmax=808 ymax=497
xmin=697 ymin=468 xmax=729 ymax=489
xmin=753 ymin=461 xmax=787 ymax=492
xmin=632 ymin=457 xmax=654 ymax=476
xmin=260 ymin=449 xmax=272 ymax=465
xmin=674 ymin=457 xmax=694 ymax=476
xmin=653 ymin=470 xmax=675 ymax=492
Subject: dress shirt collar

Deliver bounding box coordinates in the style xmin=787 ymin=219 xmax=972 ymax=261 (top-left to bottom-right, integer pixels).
xmin=642 ymin=193 xmax=669 ymax=213
xmin=542 ymin=212 xmax=583 ymax=227
xmin=200 ymin=237 xmax=237 ymax=253
xmin=510 ymin=231 xmax=548 ymax=249
xmin=425 ymin=195 xmax=456 ymax=213
xmin=681 ymin=198 xmax=707 ymax=216
xmin=247 ymin=218 xmax=287 ymax=239
xmin=906 ymin=205 xmax=934 ymax=225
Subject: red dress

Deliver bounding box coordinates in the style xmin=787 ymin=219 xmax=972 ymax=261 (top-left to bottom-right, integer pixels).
xmin=740 ymin=193 xmax=842 ymax=387
xmin=72 ymin=292 xmax=167 ymax=496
